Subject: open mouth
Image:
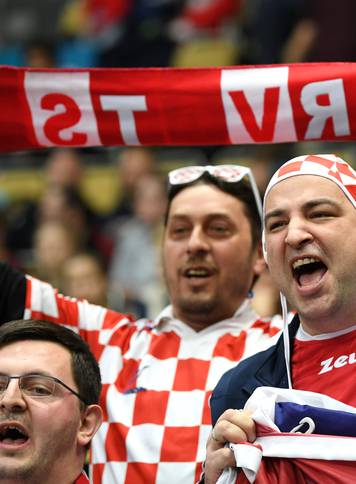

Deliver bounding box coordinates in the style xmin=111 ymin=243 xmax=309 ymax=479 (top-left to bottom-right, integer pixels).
xmin=0 ymin=425 xmax=29 ymax=445
xmin=292 ymin=257 xmax=327 ymax=287
xmin=184 ymin=267 xmax=214 ymax=279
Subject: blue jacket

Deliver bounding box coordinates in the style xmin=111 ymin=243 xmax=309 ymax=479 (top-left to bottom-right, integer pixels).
xmin=210 ymin=314 xmax=300 ymax=425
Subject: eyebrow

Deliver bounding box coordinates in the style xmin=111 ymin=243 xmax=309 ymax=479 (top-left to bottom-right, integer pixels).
xmin=264 ymin=198 xmax=340 ymax=224
xmin=0 ymin=371 xmax=53 ymax=377
xmin=169 ymin=212 xmax=231 ymax=221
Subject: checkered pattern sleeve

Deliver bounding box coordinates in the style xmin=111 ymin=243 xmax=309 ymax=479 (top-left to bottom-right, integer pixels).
xmin=23 ymin=274 xmax=135 ymax=362
xmin=22 ymin=274 xmax=282 ymax=484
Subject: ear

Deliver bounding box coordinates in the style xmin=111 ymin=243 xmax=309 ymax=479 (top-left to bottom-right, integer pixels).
xmin=77 ymin=404 xmax=103 ymax=447
xmin=253 ymin=242 xmax=267 ymax=277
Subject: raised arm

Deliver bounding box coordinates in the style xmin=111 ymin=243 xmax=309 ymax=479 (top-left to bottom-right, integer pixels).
xmin=0 ymin=261 xmax=135 ymax=360
xmin=0 ymin=261 xmax=26 ymax=324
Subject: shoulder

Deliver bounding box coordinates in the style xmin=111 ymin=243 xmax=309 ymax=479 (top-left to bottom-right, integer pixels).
xmin=210 ymin=314 xmax=301 ymax=424
xmin=210 ymin=335 xmax=284 ymax=424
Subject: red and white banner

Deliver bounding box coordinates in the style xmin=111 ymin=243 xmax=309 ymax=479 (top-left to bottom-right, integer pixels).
xmin=1 ymin=63 xmax=356 ymax=153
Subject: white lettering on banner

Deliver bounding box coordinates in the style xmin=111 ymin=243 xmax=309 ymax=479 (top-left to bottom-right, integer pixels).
xmin=319 ymin=352 xmax=356 ymax=374
xmin=24 ymin=72 xmax=101 ymax=147
xmin=301 ymin=79 xmax=350 ymax=139
xmin=100 ymin=95 xmax=147 ymax=145
xmin=221 ymin=67 xmax=297 ymax=143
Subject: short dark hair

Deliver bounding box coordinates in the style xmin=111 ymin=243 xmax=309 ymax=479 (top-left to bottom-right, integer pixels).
xmin=0 ymin=319 xmax=101 ymax=406
xmin=165 ymin=173 xmax=261 ymax=247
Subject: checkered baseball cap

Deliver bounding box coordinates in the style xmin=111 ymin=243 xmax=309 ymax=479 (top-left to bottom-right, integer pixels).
xmin=264 ymin=154 xmax=356 ymax=211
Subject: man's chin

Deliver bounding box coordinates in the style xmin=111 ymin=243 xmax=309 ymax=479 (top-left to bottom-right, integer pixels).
xmin=0 ymin=461 xmax=33 ymax=480
xmin=177 ymin=295 xmax=216 ymax=315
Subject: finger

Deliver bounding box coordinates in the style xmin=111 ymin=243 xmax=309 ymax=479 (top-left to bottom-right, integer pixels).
xmin=209 ymin=421 xmax=248 ymax=450
xmin=215 ymin=409 xmax=256 ymax=443
xmin=211 ymin=427 xmax=224 ymax=444
xmin=204 ymin=447 xmax=235 ymax=484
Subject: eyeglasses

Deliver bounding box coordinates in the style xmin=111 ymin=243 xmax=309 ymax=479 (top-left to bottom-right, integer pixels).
xmin=0 ymin=374 xmax=87 ymax=405
xmin=168 ymin=165 xmax=262 ymax=219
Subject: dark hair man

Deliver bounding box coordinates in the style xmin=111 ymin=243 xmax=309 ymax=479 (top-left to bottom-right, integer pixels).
xmin=0 ymin=319 xmax=103 ymax=484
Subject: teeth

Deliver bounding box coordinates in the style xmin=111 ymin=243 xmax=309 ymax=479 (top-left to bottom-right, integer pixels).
xmin=292 ymin=257 xmax=319 ymax=270
xmin=187 ymin=269 xmax=208 ymax=276
xmin=0 ymin=425 xmax=26 ymax=437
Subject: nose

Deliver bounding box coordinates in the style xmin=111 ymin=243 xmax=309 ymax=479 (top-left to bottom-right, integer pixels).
xmin=284 ymin=217 xmax=313 ymax=249
xmin=0 ymin=381 xmax=27 ymax=412
xmin=187 ymin=226 xmax=210 ymax=255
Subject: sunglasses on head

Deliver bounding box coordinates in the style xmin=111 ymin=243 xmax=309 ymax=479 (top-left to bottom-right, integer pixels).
xmin=168 ymin=164 xmax=262 ymax=219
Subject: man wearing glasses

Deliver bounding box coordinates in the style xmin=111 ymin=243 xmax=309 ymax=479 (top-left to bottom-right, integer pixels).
xmin=0 ymin=164 xmax=281 ymax=483
xmin=0 ymin=319 xmax=103 ymax=484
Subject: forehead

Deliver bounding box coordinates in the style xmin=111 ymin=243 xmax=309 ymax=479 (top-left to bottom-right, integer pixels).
xmin=0 ymin=340 xmax=72 ymax=377
xmin=168 ymin=184 xmax=246 ymax=220
xmin=265 ymin=175 xmax=353 ymax=212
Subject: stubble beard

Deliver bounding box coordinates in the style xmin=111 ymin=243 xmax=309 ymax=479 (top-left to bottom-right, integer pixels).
xmin=0 ymin=459 xmax=37 ymax=481
xmin=0 ymin=440 xmax=59 ymax=483
xmin=176 ymin=291 xmax=219 ymax=318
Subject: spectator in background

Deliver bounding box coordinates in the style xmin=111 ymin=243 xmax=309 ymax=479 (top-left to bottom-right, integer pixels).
xmin=0 ymin=318 xmax=102 ymax=484
xmin=62 ymin=252 xmax=108 ymax=307
xmin=32 ymin=220 xmax=79 ymax=289
xmin=44 ymin=148 xmax=85 ymax=191
xmin=40 ymin=185 xmax=113 ymax=268
xmin=61 ymin=251 xmax=146 ymax=318
xmin=4 ymin=148 xmax=103 ymax=267
xmin=25 ymin=38 xmax=56 ymax=67
xmin=109 ymin=172 xmax=168 ymax=318
xmin=106 ymin=147 xmax=156 ymax=224
xmin=26 ymin=181 xmax=111 ymax=270
xmin=43 ymin=148 xmax=99 ymax=231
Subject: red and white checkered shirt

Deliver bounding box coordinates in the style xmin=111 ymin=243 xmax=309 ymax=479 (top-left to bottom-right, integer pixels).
xmin=23 ymin=275 xmax=282 ymax=484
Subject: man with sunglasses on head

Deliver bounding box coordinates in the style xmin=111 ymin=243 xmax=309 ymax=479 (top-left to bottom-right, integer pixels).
xmin=0 ymin=164 xmax=282 ymax=484
xmin=0 ymin=318 xmax=103 ymax=484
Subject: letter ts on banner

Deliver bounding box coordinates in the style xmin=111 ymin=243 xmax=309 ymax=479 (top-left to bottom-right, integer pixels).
xmin=100 ymin=95 xmax=147 ymax=145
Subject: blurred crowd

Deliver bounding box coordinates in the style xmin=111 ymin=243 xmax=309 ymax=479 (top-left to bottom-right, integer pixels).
xmin=1 ymin=146 xmax=171 ymax=319
xmin=2 ymin=142 xmax=356 ymax=322
xmin=1 ymin=0 xmax=356 ymax=69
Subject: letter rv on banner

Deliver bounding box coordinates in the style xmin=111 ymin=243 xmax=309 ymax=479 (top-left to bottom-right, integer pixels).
xmin=0 ymin=63 xmax=356 ymax=152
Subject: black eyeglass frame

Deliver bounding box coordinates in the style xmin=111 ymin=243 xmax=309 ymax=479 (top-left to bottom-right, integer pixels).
xmin=0 ymin=373 xmax=88 ymax=405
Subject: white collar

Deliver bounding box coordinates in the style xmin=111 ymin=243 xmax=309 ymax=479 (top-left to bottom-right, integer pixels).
xmin=297 ymin=322 xmax=356 ymax=341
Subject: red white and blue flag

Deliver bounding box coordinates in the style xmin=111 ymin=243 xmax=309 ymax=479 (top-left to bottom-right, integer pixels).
xmin=217 ymin=387 xmax=356 ymax=484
